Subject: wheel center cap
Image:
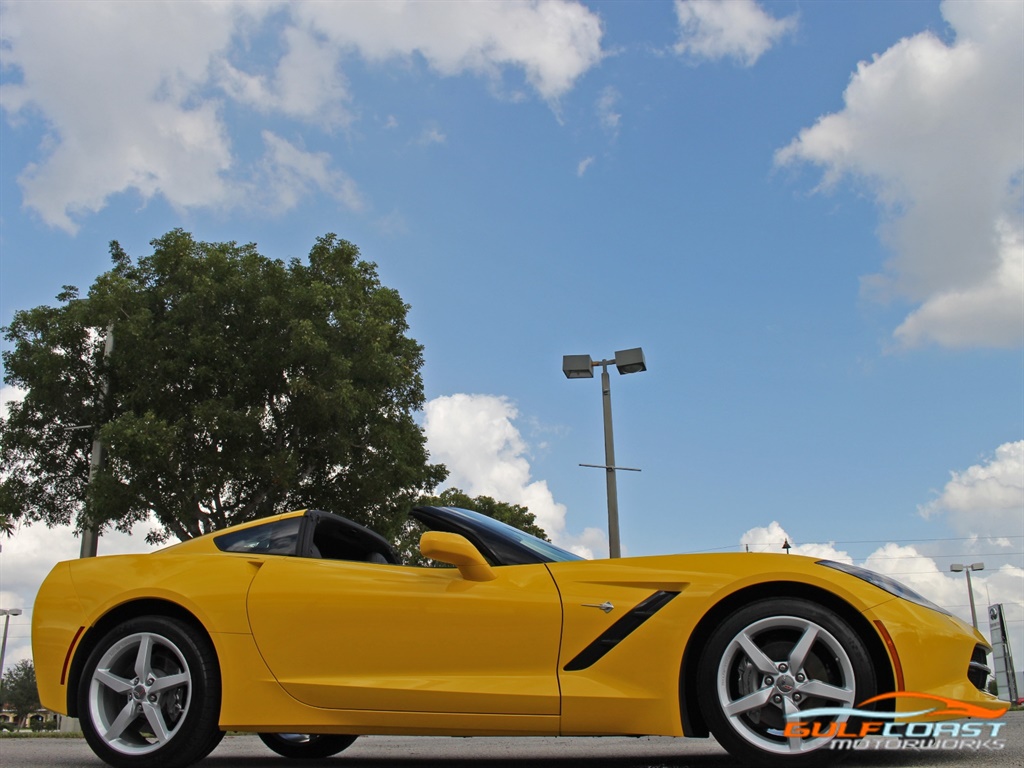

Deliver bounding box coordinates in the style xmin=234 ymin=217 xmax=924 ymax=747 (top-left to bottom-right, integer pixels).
xmin=133 ymin=685 xmax=147 ymax=700
xmin=775 ymin=675 xmax=796 ymax=694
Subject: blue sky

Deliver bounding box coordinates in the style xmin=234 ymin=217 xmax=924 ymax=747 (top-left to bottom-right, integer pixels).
xmin=1 ymin=1 xmax=1022 ymax=674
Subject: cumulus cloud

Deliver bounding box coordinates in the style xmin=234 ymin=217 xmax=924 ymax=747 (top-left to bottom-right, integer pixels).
xmin=777 ymin=1 xmax=1024 ymax=349
xmin=0 ymin=0 xmax=253 ymax=232
xmin=220 ymin=23 xmax=352 ymax=128
xmin=919 ymin=441 xmax=1024 ymax=542
xmin=673 ymin=0 xmax=797 ymax=66
xmin=577 ymin=156 xmax=595 ymax=177
xmin=740 ymin=520 xmax=853 ymax=562
xmin=423 ymin=393 xmax=605 ymax=558
xmin=295 ymin=0 xmax=604 ymax=103
xmin=0 ymin=0 xmax=604 ymax=232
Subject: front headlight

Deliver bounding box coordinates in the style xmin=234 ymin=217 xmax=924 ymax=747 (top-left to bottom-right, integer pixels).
xmin=817 ymin=560 xmax=951 ymax=615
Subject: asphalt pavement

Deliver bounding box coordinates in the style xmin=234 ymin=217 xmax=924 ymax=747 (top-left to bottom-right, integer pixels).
xmin=0 ymin=714 xmax=1020 ymax=768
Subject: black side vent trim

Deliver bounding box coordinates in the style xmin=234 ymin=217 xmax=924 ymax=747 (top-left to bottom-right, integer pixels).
xmin=968 ymin=644 xmax=991 ymax=691
xmin=563 ymin=590 xmax=679 ymax=672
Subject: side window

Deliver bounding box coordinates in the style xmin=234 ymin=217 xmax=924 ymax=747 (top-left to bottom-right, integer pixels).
xmin=215 ymin=517 xmax=301 ymax=556
xmin=312 ymin=517 xmax=398 ymax=564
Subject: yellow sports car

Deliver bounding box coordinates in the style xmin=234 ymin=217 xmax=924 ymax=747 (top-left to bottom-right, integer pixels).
xmin=33 ymin=506 xmax=1000 ymax=767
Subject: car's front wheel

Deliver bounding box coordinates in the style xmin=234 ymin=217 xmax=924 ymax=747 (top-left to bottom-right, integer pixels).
xmin=78 ymin=616 xmax=223 ymax=768
xmin=258 ymin=732 xmax=358 ymax=758
xmin=698 ymin=598 xmax=877 ymax=766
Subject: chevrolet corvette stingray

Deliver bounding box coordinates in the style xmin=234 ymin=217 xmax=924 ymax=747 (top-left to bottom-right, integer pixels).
xmin=32 ymin=506 xmax=999 ymax=767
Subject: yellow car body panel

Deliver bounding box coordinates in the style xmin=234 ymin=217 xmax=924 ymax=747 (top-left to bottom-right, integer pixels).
xmin=863 ymin=597 xmax=994 ymax=715
xmin=548 ymin=554 xmax=998 ymax=735
xmin=32 ymin=508 xmax=1000 ymax=755
xmin=33 ymin=552 xmax=260 ymax=714
xmin=245 ymin=557 xmax=562 ymax=715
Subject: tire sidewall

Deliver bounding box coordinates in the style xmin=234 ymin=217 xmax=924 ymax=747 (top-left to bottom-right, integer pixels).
xmin=78 ymin=616 xmax=222 ymax=768
xmin=698 ymin=597 xmax=877 ymax=767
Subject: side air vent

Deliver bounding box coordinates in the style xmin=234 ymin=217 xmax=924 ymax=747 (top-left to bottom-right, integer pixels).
xmin=968 ymin=644 xmax=991 ymax=691
xmin=563 ymin=591 xmax=679 ymax=672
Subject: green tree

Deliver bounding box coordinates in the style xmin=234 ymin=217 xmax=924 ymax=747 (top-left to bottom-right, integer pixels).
xmin=397 ymin=487 xmax=549 ymax=565
xmin=1 ymin=659 xmax=39 ymax=726
xmin=0 ymin=230 xmax=446 ymax=544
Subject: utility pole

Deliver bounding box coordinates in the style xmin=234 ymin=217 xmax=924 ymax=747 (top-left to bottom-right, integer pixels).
xmin=80 ymin=325 xmax=114 ymax=559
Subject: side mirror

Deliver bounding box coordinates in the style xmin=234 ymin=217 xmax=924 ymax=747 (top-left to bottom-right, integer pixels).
xmin=419 ymin=531 xmax=496 ymax=582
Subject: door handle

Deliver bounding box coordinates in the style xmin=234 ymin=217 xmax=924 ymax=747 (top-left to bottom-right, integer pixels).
xmin=582 ymin=601 xmax=614 ymax=613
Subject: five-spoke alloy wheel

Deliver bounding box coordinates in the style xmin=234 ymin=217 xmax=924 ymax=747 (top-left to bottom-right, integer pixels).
xmin=78 ymin=616 xmax=223 ymax=768
xmin=698 ymin=598 xmax=877 ymax=767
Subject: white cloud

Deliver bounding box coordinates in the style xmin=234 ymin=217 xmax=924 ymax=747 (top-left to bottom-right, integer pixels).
xmin=294 ymin=0 xmax=604 ymax=103
xmin=0 ymin=0 xmax=258 ymax=232
xmin=219 ymin=23 xmax=352 ymax=128
xmin=417 ymin=125 xmax=447 ymax=146
xmin=252 ymin=131 xmax=364 ymax=212
xmin=740 ymin=520 xmax=853 ymax=562
xmin=919 ymin=441 xmax=1024 ymax=541
xmin=0 ymin=0 xmax=603 ymax=232
xmin=423 ymin=393 xmax=605 ymax=558
xmin=577 ymin=156 xmax=595 ymax=177
xmin=1 ymin=385 xmax=26 ymax=419
xmin=673 ymin=0 xmax=797 ymax=67
xmin=777 ymin=1 xmax=1024 ymax=349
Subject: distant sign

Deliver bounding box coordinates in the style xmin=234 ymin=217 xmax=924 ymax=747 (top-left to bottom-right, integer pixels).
xmin=989 ymin=604 xmax=1019 ymax=703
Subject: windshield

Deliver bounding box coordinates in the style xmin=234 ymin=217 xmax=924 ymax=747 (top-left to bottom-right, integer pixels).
xmin=434 ymin=506 xmax=584 ymax=563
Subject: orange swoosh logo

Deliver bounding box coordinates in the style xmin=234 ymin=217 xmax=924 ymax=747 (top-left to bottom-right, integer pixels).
xmin=859 ymin=692 xmax=1008 ymax=719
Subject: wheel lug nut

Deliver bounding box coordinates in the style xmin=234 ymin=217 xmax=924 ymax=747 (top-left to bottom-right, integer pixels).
xmin=793 ymin=693 xmax=802 ymax=702
xmin=796 ymin=674 xmax=805 ymax=682
xmin=148 ymin=694 xmax=157 ymax=702
xmin=764 ymin=677 xmax=773 ymax=686
xmin=778 ymin=663 xmax=788 ymax=672
xmin=773 ymin=695 xmax=782 ymax=703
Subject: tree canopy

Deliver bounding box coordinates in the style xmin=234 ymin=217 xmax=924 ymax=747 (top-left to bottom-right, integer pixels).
xmin=0 ymin=230 xmax=446 ymax=544
xmin=1 ymin=659 xmax=39 ymax=724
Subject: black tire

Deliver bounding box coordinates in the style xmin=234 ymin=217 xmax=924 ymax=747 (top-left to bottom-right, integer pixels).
xmin=258 ymin=733 xmax=358 ymax=758
xmin=697 ymin=598 xmax=877 ymax=767
xmin=78 ymin=616 xmax=224 ymax=768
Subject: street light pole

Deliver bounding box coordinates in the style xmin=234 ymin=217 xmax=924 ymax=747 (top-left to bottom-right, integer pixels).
xmin=598 ymin=361 xmax=621 ymax=558
xmin=80 ymin=324 xmax=114 ymax=559
xmin=950 ymin=562 xmax=984 ymax=629
xmin=0 ymin=607 xmax=23 ymax=690
xmin=563 ymin=348 xmax=646 ymax=559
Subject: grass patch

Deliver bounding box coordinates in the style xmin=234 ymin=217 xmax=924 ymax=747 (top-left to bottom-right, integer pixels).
xmin=0 ymin=729 xmax=84 ymax=738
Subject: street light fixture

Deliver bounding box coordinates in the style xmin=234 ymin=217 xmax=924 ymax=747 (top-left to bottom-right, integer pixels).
xmin=563 ymin=347 xmax=647 ymax=559
xmin=950 ymin=562 xmax=984 ymax=629
xmin=0 ymin=608 xmax=23 ymax=689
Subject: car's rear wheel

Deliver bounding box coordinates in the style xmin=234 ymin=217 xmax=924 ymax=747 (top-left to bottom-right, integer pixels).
xmin=698 ymin=598 xmax=877 ymax=766
xmin=258 ymin=732 xmax=358 ymax=758
xmin=78 ymin=616 xmax=223 ymax=768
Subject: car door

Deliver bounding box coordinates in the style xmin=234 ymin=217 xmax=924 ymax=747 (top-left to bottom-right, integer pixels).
xmin=246 ymin=556 xmax=562 ymax=716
